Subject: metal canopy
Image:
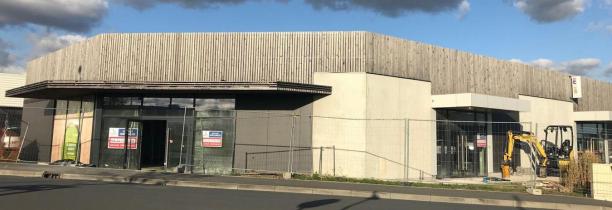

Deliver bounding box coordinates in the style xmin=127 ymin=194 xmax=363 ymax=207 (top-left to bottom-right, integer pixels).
xmin=6 ymin=80 xmax=332 ymax=99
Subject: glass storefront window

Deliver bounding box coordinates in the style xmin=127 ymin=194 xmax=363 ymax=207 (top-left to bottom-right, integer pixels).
xmin=97 ymin=96 xmax=236 ymax=174
xmin=193 ymin=98 xmax=236 ymax=175
xmin=103 ymin=97 xmax=141 ymax=107
xmin=436 ymin=109 xmax=489 ymax=178
xmin=143 ymin=98 xmax=170 ymax=108
xmin=577 ymin=122 xmax=609 ymax=162
xmin=171 ymin=98 xmax=194 ymax=108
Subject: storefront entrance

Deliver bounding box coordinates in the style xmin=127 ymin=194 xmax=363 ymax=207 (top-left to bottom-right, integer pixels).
xmin=141 ymin=120 xmax=167 ymax=169
xmin=436 ymin=110 xmax=488 ymax=178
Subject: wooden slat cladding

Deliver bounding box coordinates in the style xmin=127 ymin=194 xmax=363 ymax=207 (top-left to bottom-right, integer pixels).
xmin=577 ymin=78 xmax=612 ymax=111
xmin=367 ymin=33 xmax=573 ymax=100
xmin=24 ymin=31 xmax=612 ymax=111
xmin=26 ymin=32 xmax=368 ymax=85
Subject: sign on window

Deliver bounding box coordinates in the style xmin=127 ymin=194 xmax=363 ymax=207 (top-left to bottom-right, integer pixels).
xmin=202 ymin=131 xmax=223 ymax=148
xmin=107 ymin=128 xmax=138 ymax=150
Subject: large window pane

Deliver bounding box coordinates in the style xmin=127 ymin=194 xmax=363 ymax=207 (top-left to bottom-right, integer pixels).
xmin=143 ymin=98 xmax=170 ymax=108
xmin=171 ymin=98 xmax=194 ymax=109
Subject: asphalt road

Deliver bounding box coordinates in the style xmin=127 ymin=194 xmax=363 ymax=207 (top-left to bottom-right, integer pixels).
xmin=0 ymin=176 xmax=546 ymax=210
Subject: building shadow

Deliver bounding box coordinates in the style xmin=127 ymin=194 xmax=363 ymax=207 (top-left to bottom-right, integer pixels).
xmin=296 ymin=199 xmax=340 ymax=210
xmin=0 ymin=184 xmax=75 ymax=197
xmin=295 ymin=192 xmax=380 ymax=210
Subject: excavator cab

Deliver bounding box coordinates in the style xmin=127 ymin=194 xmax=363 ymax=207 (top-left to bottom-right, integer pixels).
xmin=542 ymin=125 xmax=574 ymax=176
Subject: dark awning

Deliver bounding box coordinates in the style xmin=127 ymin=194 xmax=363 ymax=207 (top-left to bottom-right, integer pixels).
xmin=6 ymin=80 xmax=332 ymax=99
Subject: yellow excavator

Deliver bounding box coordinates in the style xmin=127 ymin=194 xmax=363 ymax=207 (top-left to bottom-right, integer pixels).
xmin=501 ymin=125 xmax=574 ymax=179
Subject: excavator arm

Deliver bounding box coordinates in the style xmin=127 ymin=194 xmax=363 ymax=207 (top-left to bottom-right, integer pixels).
xmin=501 ymin=131 xmax=548 ymax=179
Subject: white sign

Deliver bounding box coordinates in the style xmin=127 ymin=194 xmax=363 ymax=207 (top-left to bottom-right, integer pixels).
xmin=571 ymin=76 xmax=582 ymax=99
xmin=107 ymin=127 xmax=138 ymax=149
xmin=202 ymin=130 xmax=223 ymax=148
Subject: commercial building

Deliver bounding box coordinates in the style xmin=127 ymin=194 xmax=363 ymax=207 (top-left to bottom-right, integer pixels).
xmin=6 ymin=32 xmax=612 ymax=180
xmin=0 ymin=72 xmax=26 ymax=159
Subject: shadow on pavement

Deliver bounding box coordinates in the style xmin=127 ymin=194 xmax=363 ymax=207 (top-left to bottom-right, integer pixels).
xmin=297 ymin=199 xmax=340 ymax=210
xmin=0 ymin=184 xmax=75 ymax=197
xmin=295 ymin=191 xmax=380 ymax=210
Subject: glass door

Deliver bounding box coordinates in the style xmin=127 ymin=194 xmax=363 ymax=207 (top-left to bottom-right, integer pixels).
xmin=124 ymin=120 xmax=142 ymax=170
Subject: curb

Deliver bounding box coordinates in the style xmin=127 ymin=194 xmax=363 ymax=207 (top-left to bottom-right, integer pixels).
xmin=0 ymin=169 xmax=609 ymax=210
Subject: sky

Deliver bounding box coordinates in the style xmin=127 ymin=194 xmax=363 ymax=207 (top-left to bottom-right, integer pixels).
xmin=0 ymin=0 xmax=611 ymax=81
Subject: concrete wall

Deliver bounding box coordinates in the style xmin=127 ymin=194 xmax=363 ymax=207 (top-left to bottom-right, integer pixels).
xmin=20 ymin=99 xmax=55 ymax=162
xmin=312 ymin=72 xmax=368 ymax=177
xmin=518 ymin=95 xmax=575 ymax=170
xmin=592 ymin=163 xmax=612 ymax=201
xmin=234 ymin=94 xmax=313 ymax=173
xmin=0 ymin=73 xmax=25 ymax=108
xmin=312 ymin=72 xmax=434 ymax=180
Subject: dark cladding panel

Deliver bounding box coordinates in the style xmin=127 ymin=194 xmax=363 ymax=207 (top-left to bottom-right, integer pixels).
xmin=234 ymin=94 xmax=313 ymax=173
xmin=20 ymin=99 xmax=55 ymax=162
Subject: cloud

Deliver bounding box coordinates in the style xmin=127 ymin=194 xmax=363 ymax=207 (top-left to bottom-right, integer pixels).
xmin=587 ymin=21 xmax=612 ymax=34
xmin=0 ymin=38 xmax=17 ymax=68
xmin=513 ymin=0 xmax=586 ymax=23
xmin=559 ymin=58 xmax=601 ymax=75
xmin=511 ymin=58 xmax=602 ymax=76
xmin=0 ymin=38 xmax=23 ymax=73
xmin=303 ymin=0 xmax=469 ymax=17
xmin=114 ymin=0 xmax=252 ymax=10
xmin=28 ymin=33 xmax=88 ymax=59
xmin=531 ymin=58 xmax=555 ymax=68
xmin=0 ymin=65 xmax=25 ymax=74
xmin=0 ymin=0 xmax=108 ymax=32
xmin=603 ymin=63 xmax=612 ymax=77
xmin=457 ymin=0 xmax=471 ymax=19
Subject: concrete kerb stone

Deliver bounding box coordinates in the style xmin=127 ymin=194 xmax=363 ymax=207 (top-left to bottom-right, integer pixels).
xmin=0 ymin=169 xmax=43 ymax=177
xmin=0 ymin=168 xmax=608 ymax=210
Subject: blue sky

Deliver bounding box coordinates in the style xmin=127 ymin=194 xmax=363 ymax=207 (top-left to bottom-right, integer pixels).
xmin=1 ymin=0 xmax=611 ymax=81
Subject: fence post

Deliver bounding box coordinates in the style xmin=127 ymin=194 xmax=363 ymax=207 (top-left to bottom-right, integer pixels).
xmin=319 ymin=146 xmax=323 ymax=175
xmin=288 ymin=115 xmax=295 ymax=173
xmin=244 ymin=152 xmax=249 ymax=172
xmin=404 ymin=119 xmax=409 ymax=181
xmin=332 ymin=145 xmax=336 ymax=177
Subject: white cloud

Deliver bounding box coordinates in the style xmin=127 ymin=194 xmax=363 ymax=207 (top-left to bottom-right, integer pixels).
xmin=587 ymin=21 xmax=612 ymax=34
xmin=510 ymin=57 xmax=602 ymax=76
xmin=531 ymin=58 xmax=555 ymax=68
xmin=28 ymin=33 xmax=88 ymax=59
xmin=0 ymin=0 xmax=108 ymax=32
xmin=457 ymin=0 xmax=471 ymax=19
xmin=0 ymin=65 xmax=25 ymax=74
xmin=513 ymin=0 xmax=586 ymax=23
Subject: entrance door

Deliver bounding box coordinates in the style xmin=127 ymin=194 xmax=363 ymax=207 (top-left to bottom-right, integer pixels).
xmin=140 ymin=121 xmax=167 ymax=169
xmin=455 ymin=132 xmax=480 ymax=177
xmin=123 ymin=120 xmax=142 ymax=170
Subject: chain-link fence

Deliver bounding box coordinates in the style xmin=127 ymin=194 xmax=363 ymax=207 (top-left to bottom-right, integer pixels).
xmin=6 ymin=105 xmax=571 ymax=184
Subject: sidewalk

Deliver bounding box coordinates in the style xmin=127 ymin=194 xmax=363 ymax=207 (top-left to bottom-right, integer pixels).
xmin=0 ymin=162 xmax=610 ymax=210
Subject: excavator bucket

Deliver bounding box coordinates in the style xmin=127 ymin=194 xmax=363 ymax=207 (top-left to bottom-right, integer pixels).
xmin=501 ymin=164 xmax=511 ymax=179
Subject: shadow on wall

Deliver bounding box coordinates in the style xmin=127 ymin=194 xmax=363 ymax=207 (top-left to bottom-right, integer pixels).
xmin=19 ymin=140 xmax=39 ymax=162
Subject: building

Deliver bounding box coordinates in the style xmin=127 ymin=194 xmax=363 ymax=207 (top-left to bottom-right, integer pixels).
xmin=6 ymin=32 xmax=612 ymax=180
xmin=0 ymin=72 xmax=26 ymax=159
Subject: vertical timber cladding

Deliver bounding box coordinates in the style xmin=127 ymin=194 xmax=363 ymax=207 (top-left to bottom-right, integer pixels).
xmin=366 ymin=33 xmax=574 ymax=102
xmin=26 ymin=32 xmax=370 ymax=84
xmin=24 ymin=31 xmax=612 ymax=111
